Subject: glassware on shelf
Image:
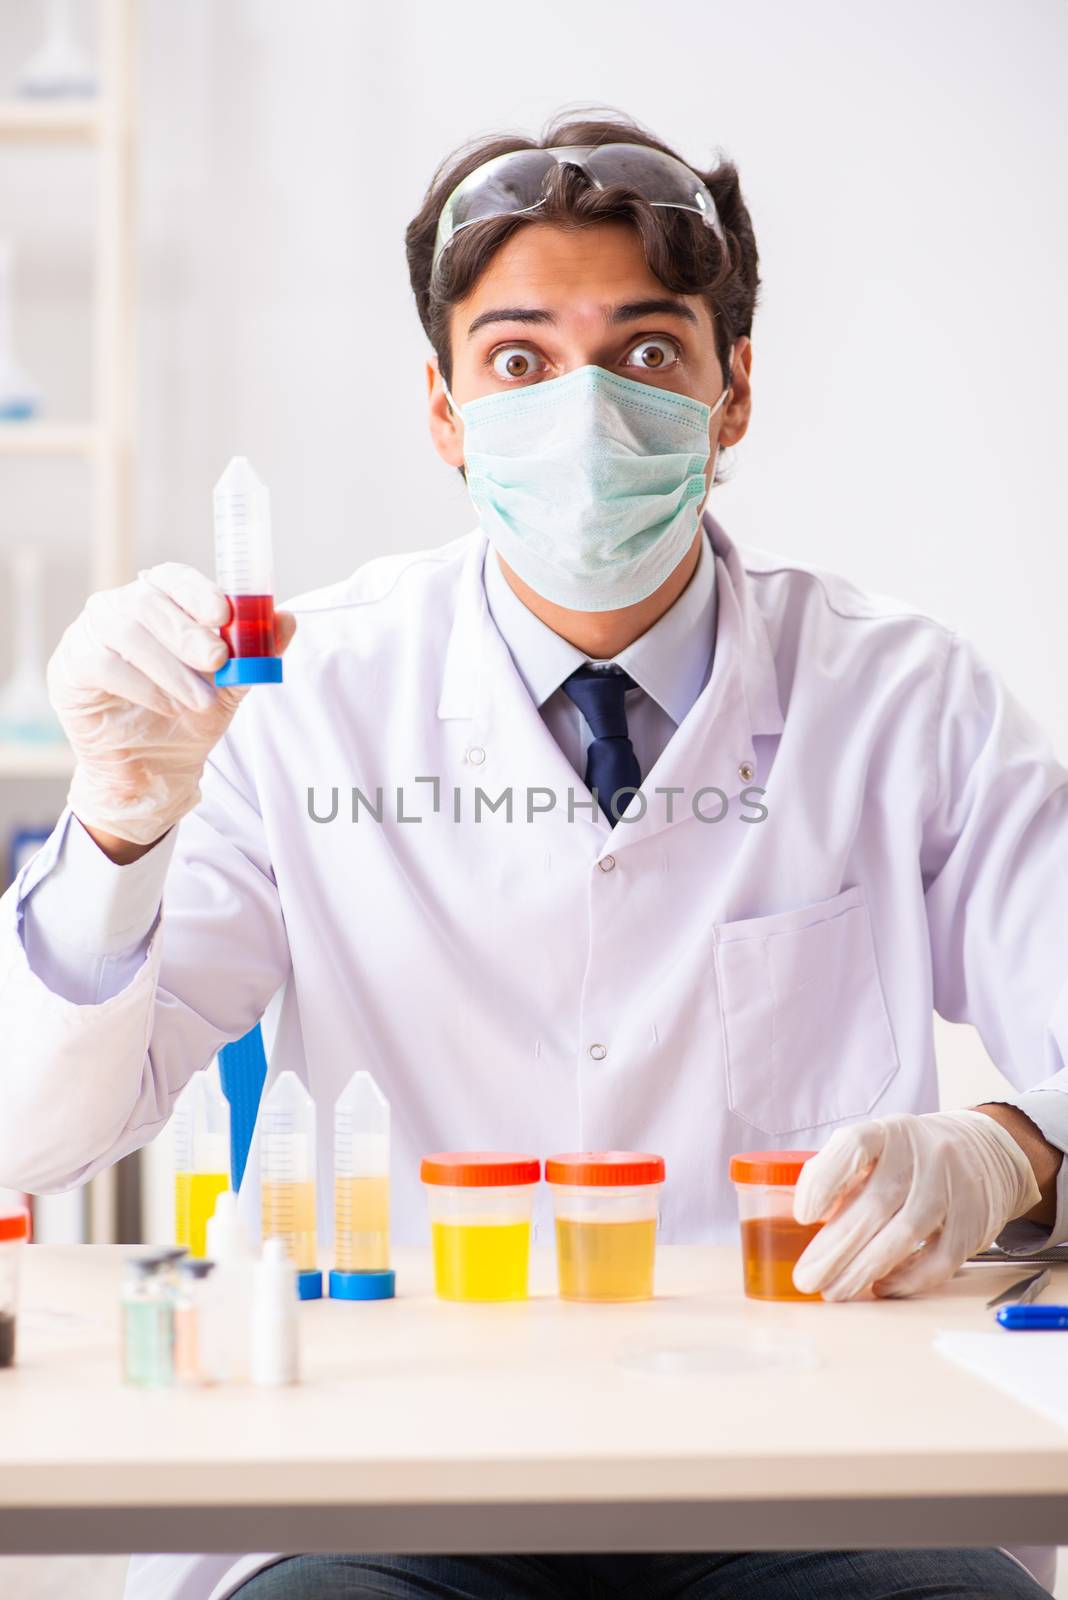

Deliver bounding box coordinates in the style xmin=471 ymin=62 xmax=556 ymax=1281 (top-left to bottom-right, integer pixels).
xmin=0 ymin=243 xmax=40 ymax=422
xmin=15 ymin=0 xmax=97 ymax=99
xmin=0 ymin=548 xmax=64 ymax=744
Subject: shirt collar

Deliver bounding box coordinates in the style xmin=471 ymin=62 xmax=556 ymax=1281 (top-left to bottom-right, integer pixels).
xmin=438 ymin=513 xmax=785 ymax=746
xmin=482 ymin=529 xmax=717 ymax=726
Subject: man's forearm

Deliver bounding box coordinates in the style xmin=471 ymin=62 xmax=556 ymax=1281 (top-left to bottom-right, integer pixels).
xmin=975 ymin=1102 xmax=1062 ymax=1226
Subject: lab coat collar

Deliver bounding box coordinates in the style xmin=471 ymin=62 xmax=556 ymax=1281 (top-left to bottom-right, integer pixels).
xmin=438 ymin=512 xmax=785 ymax=746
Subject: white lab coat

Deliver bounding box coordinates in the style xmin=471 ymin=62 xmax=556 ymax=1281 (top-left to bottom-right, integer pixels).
xmin=1 ymin=516 xmax=1065 ymax=1599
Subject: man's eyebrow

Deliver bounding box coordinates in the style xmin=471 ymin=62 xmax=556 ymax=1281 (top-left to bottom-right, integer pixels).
xmin=466 ymin=297 xmax=699 ymax=339
xmin=609 ymin=297 xmax=699 ymax=326
xmin=466 ymin=307 xmax=556 ymax=338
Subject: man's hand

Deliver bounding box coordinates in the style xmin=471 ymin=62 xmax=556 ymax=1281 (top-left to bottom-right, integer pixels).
xmin=47 ymin=563 xmax=296 ymax=859
xmin=791 ymin=1109 xmax=1043 ymax=1300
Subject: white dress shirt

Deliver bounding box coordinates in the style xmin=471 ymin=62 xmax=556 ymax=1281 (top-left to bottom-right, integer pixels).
xmin=482 ymin=530 xmax=717 ymax=784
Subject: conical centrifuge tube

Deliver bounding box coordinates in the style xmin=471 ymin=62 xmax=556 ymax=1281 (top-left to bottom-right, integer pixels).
xmin=213 ymin=457 xmax=283 ymax=687
xmin=260 ymin=1071 xmax=321 ymax=1300
xmin=330 ymin=1071 xmax=395 ymax=1301
xmin=173 ymin=1066 xmax=231 ymax=1259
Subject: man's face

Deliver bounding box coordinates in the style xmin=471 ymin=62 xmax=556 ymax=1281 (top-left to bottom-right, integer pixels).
xmin=427 ymin=220 xmax=752 ymax=496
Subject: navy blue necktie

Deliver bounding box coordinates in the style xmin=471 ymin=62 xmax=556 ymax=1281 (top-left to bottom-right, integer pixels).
xmin=562 ymin=665 xmax=642 ymax=824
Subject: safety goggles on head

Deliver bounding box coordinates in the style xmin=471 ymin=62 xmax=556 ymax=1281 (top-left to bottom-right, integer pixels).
xmin=432 ymin=143 xmax=726 ymax=272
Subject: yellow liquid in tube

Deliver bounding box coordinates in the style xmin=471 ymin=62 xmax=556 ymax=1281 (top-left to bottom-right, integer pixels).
xmin=262 ymin=1180 xmax=317 ymax=1271
xmin=175 ymin=1171 xmax=229 ymax=1259
xmin=555 ymin=1217 xmax=657 ymax=1302
xmin=431 ymin=1221 xmax=530 ymax=1301
xmin=334 ymin=1175 xmax=390 ymax=1271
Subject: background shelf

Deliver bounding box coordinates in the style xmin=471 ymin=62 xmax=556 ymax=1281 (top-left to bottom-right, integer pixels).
xmin=0 ymin=741 xmax=74 ymax=779
xmin=0 ymin=95 xmax=99 ymax=140
xmin=0 ymin=97 xmax=100 ymax=141
xmin=0 ymin=421 xmax=99 ymax=455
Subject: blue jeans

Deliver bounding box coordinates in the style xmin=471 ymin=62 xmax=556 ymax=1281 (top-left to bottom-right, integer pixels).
xmin=231 ymin=1550 xmax=1047 ymax=1598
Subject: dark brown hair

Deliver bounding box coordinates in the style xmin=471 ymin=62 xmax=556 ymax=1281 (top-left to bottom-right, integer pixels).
xmin=405 ymin=107 xmax=761 ymax=391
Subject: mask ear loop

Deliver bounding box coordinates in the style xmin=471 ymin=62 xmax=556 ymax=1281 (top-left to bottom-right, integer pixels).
xmin=436 ymin=357 xmax=459 ymax=416
xmin=708 ymin=343 xmax=735 ymax=492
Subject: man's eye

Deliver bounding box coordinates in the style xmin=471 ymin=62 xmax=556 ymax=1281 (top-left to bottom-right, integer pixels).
xmin=623 ymin=337 xmax=679 ymax=372
xmin=490 ymin=346 xmax=543 ymax=380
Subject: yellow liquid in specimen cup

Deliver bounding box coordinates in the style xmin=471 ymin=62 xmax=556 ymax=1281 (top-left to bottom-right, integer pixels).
xmin=175 ymin=1172 xmax=229 ymax=1259
xmin=431 ymin=1221 xmax=530 ymax=1301
xmin=261 ymin=1180 xmax=317 ymax=1271
xmin=555 ymin=1217 xmax=657 ymax=1302
xmin=334 ymin=1176 xmax=390 ymax=1271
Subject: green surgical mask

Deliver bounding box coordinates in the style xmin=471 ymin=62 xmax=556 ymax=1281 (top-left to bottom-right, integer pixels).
xmin=444 ymin=364 xmax=728 ymax=612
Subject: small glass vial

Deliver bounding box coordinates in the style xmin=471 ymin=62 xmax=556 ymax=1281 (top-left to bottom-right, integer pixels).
xmin=173 ymin=1258 xmax=216 ymax=1385
xmin=121 ymin=1255 xmax=175 ymax=1387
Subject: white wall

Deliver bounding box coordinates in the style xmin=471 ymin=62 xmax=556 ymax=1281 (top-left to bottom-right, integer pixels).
xmin=2 ymin=0 xmax=1067 ymax=1108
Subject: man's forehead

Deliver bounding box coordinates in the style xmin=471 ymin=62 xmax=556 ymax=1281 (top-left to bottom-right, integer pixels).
xmin=455 ymin=223 xmax=711 ymax=334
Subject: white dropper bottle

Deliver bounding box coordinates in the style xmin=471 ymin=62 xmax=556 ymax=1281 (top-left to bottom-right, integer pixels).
xmin=251 ymin=1238 xmax=300 ymax=1387
xmin=203 ymin=1191 xmax=254 ymax=1383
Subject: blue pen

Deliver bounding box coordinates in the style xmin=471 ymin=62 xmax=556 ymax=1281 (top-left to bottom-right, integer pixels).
xmin=997 ymin=1304 xmax=1068 ymax=1330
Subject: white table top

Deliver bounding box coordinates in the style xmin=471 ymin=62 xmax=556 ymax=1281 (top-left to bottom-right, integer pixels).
xmin=1 ymin=1244 xmax=1067 ymax=1555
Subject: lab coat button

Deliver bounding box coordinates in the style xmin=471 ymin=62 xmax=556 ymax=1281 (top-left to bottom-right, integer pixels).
xmin=738 ymin=760 xmax=755 ymax=782
xmin=466 ymin=746 xmax=486 ymax=766
xmin=588 ymin=1043 xmax=607 ymax=1061
xmin=598 ymin=855 xmax=616 ymax=873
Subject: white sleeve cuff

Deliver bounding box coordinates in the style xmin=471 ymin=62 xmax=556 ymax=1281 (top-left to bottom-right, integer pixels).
xmin=992 ymin=1091 xmax=1068 ymax=1254
xmin=22 ymin=810 xmax=177 ymax=957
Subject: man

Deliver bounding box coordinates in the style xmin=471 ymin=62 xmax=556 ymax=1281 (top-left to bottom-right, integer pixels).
xmin=2 ymin=112 xmax=1066 ymax=1600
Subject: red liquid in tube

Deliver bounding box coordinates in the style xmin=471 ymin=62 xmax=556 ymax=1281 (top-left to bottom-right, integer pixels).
xmin=222 ymin=594 xmax=277 ymax=660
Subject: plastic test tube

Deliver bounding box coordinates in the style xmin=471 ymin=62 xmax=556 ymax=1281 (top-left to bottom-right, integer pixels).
xmin=260 ymin=1071 xmax=322 ymax=1300
xmin=173 ymin=1068 xmax=231 ymax=1258
xmin=213 ymin=456 xmax=283 ymax=686
xmin=330 ymin=1070 xmax=395 ymax=1301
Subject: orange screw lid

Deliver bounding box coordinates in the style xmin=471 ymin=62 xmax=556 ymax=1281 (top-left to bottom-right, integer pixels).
xmin=545 ymin=1151 xmax=665 ymax=1186
xmin=729 ymin=1150 xmax=817 ymax=1186
xmin=0 ymin=1210 xmax=29 ymax=1242
xmin=420 ymin=1152 xmax=540 ymax=1187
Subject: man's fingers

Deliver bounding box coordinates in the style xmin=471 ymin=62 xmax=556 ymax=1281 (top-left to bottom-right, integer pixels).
xmin=792 ymin=1182 xmax=904 ymax=1296
xmin=873 ymin=1235 xmax=959 ymax=1299
xmin=794 ymin=1122 xmax=887 ymax=1225
xmin=815 ymin=1206 xmax=933 ymax=1301
xmin=129 ymin=584 xmax=229 ymax=675
xmin=54 ymin=647 xmax=177 ymax=719
xmin=83 ymin=600 xmax=216 ymax=713
xmin=275 ymin=611 xmax=297 ymax=654
xmin=138 ymin=563 xmax=231 ymax=628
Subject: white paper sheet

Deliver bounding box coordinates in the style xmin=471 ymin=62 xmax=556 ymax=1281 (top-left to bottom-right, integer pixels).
xmin=935 ymin=1330 xmax=1068 ymax=1430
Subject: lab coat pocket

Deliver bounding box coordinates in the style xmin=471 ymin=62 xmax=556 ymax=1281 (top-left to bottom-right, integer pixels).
xmin=714 ymin=885 xmax=899 ymax=1137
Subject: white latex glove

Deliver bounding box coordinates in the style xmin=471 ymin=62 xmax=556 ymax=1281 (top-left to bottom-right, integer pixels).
xmin=47 ymin=563 xmax=295 ymax=846
xmin=791 ymin=1110 xmax=1042 ymax=1301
